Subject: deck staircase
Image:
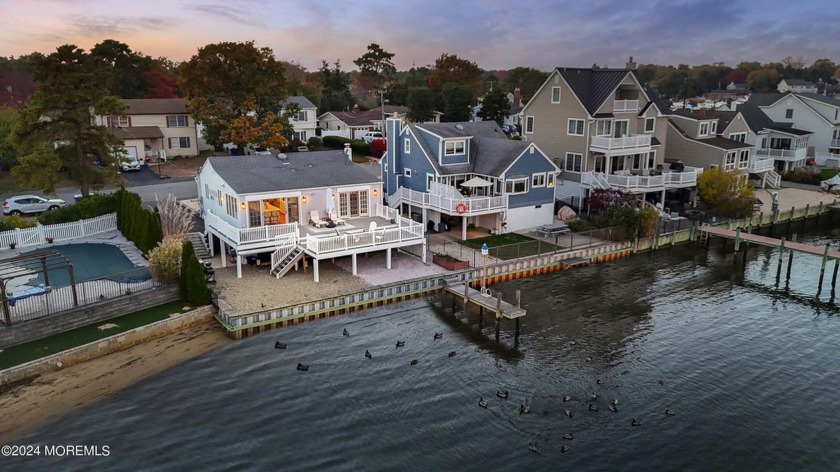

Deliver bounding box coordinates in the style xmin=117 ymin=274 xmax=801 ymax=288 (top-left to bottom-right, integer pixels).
xmin=764 ymin=169 xmax=782 ymax=189
xmin=188 ymin=232 xmax=210 ymax=259
xmin=270 ymin=245 xmax=304 ymax=279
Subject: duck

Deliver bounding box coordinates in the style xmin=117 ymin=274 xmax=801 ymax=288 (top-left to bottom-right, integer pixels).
xmin=585 ymin=357 xmax=591 ymax=362
xmin=433 ymin=332 xmax=443 ymax=340
xmin=396 ymin=340 xmax=405 ymax=348
xmin=665 ymin=409 xmax=676 ymax=416
xmin=519 ymin=402 xmax=530 ymax=415
xmin=608 ymin=403 xmax=618 ymax=413
xmin=588 ymin=404 xmax=598 ymax=412
xmin=496 ymin=390 xmax=509 ymax=399
xmin=296 ymin=363 xmax=309 ymax=371
xmin=560 ymin=445 xmax=570 ymax=453
xmin=631 ymin=418 xmax=641 ymax=427
xmin=569 ymin=340 xmax=577 ymax=346
xmin=528 ymin=443 xmax=541 ymax=454
xmin=563 ymin=395 xmax=571 ymax=402
xmin=448 ymin=351 xmax=457 ymax=357
xmin=596 ymin=379 xmax=603 ymax=385
xmin=364 ymin=350 xmax=372 ymax=359
xmin=343 ymin=328 xmax=349 ymax=337
xmin=590 ymin=393 xmax=598 ymax=400
xmin=610 ymin=399 xmax=619 ymax=406
xmin=563 ymin=433 xmax=574 ymax=440
xmin=410 ymin=359 xmax=419 ymax=365
xmin=658 ymin=379 xmax=665 ymax=385
xmin=564 ymin=409 xmax=573 ymax=419
xmin=274 ymin=341 xmax=287 ymax=349
xmin=479 ymin=397 xmax=488 ymax=409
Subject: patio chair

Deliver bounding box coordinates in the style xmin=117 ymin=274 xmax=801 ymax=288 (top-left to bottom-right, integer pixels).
xmin=328 ymin=211 xmax=346 ymax=226
xmin=309 ymin=210 xmax=328 ymax=228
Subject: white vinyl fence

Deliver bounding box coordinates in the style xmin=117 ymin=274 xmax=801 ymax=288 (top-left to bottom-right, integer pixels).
xmin=0 ymin=213 xmax=117 ymax=249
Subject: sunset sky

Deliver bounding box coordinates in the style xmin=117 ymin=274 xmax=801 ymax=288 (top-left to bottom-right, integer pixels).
xmin=2 ymin=0 xmax=837 ymax=71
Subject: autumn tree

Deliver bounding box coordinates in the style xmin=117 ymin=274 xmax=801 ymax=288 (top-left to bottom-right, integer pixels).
xmin=353 ymin=43 xmax=396 ymax=91
xmin=179 ymin=41 xmax=290 ymax=151
xmin=0 ymin=107 xmax=18 ymax=170
xmin=477 ymin=86 xmax=510 ymax=125
xmin=318 ymin=60 xmax=354 ymax=112
xmin=697 ymin=167 xmax=755 ymax=218
xmin=499 ymin=67 xmax=549 ymax=103
xmin=746 ymin=68 xmax=782 ymax=92
xmin=13 ymin=45 xmax=124 ymax=196
xmin=430 ymin=53 xmax=483 ymax=92
xmin=91 ymin=39 xmax=154 ymax=98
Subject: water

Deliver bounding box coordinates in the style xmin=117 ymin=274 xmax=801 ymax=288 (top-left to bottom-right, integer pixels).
xmin=7 ymin=225 xmax=840 ymax=471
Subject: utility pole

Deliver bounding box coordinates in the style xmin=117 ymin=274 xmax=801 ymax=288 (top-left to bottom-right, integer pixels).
xmin=683 ymin=77 xmax=689 ymax=109
xmin=378 ymin=89 xmax=388 ymax=135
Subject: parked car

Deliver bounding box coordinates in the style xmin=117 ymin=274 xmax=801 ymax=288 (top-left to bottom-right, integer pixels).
xmin=120 ymin=156 xmax=142 ymax=172
xmin=360 ymin=131 xmax=385 ymax=144
xmin=3 ymin=195 xmax=66 ymax=215
xmin=246 ymin=144 xmax=272 ymax=155
xmin=500 ymin=124 xmax=518 ymax=135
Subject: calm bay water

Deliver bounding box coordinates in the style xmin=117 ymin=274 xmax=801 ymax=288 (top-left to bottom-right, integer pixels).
xmin=7 ymin=224 xmax=840 ymax=471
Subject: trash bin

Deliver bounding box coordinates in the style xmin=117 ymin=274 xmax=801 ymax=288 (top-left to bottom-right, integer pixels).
xmin=230 ymin=146 xmax=238 ymax=156
xmin=438 ymin=222 xmax=449 ymax=232
xmin=246 ymin=255 xmax=257 ymax=265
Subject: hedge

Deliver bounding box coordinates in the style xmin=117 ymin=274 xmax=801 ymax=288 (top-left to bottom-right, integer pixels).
xmin=182 ymin=249 xmax=210 ymax=305
xmin=37 ymin=192 xmax=119 ymax=225
xmin=322 ymin=136 xmax=371 ymax=156
xmin=115 ymin=187 xmax=163 ymax=255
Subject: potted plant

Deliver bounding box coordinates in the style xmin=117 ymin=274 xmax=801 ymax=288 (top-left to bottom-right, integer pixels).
xmin=45 ymin=237 xmax=54 ymax=243
xmin=9 ymin=241 xmax=17 ymax=249
xmin=432 ymin=253 xmax=470 ymax=270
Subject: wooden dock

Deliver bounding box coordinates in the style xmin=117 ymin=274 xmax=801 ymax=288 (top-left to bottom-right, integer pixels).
xmin=443 ymin=283 xmax=526 ymax=319
xmin=699 ymin=226 xmax=840 ymax=260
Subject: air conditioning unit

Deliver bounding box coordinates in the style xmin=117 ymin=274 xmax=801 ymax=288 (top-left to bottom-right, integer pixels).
xmin=709 ymin=164 xmax=719 ymax=169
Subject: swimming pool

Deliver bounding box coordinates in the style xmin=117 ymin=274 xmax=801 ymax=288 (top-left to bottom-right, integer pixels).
xmin=22 ymin=243 xmax=149 ymax=288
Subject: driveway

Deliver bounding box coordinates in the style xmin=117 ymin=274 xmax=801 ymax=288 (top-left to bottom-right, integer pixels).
xmin=120 ymin=166 xmax=194 ymax=186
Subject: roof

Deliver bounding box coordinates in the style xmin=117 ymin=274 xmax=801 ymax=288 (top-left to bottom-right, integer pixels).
xmin=672 ymin=108 xmax=737 ymax=130
xmin=555 ymin=68 xmax=671 ymax=116
xmin=109 ymin=126 xmax=164 ymax=140
xmin=410 ymin=121 xmax=540 ymax=176
xmin=796 ymin=92 xmax=840 ymax=108
xmin=781 ymin=79 xmax=815 ymax=86
xmin=206 ymin=151 xmax=379 ymax=195
xmin=735 ymin=102 xmax=776 ymax=133
xmin=320 ymin=110 xmax=382 ymax=127
xmin=371 ymin=104 xmax=410 ymax=115
xmin=121 ymin=98 xmax=187 ymax=115
xmin=668 ymin=120 xmax=751 ymax=150
xmin=764 ymin=125 xmax=812 ymax=136
xmin=280 ymin=96 xmax=317 ymax=109
xmin=746 ymin=93 xmax=789 ymax=107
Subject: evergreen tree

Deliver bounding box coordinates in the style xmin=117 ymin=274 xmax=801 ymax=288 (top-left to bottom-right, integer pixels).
xmin=406 ymin=87 xmax=435 ymax=122
xmin=180 ymin=240 xmax=194 ymax=300
xmin=184 ymin=251 xmax=210 ymax=305
xmin=477 ymin=86 xmax=510 ymax=125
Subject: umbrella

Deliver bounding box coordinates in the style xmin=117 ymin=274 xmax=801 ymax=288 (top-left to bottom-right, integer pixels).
xmin=326 ymin=187 xmax=336 ymax=215
xmin=461 ymin=176 xmax=493 ymax=188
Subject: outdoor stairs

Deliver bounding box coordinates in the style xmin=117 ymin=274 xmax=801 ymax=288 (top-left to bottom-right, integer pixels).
xmin=188 ymin=232 xmax=211 ymax=260
xmin=270 ymin=246 xmax=304 ymax=279
xmin=764 ymin=169 xmax=782 ymax=189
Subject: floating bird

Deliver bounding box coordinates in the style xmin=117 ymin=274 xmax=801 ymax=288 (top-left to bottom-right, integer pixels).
xmin=479 ymin=397 xmax=488 ymax=409
xmin=565 ymin=409 xmax=573 ymax=419
xmin=665 ymin=409 xmax=676 ymax=416
xmin=569 ymin=340 xmax=577 ymax=346
xmin=608 ymin=404 xmax=618 ymax=413
xmin=563 ymin=433 xmax=574 ymax=440
xmin=658 ymin=379 xmax=665 ymax=385
xmin=563 ymin=395 xmax=571 ymax=402
xmin=528 ymin=443 xmax=541 ymax=454
xmin=365 ymin=350 xmax=372 ymax=359
xmin=590 ymin=393 xmax=598 ymax=400
xmin=343 ymin=328 xmax=349 ymax=337
xmin=433 ymin=332 xmax=443 ymax=340
xmin=448 ymin=351 xmax=457 ymax=357
xmin=497 ymin=390 xmax=509 ymax=399
xmin=274 ymin=342 xmax=287 ymax=349
xmin=610 ymin=399 xmax=619 ymax=406
xmin=410 ymin=359 xmax=419 ymax=365
xmin=585 ymin=357 xmax=591 ymax=362
xmin=560 ymin=445 xmax=570 ymax=453
xmin=596 ymin=379 xmax=603 ymax=385
xmin=520 ymin=402 xmax=530 ymax=415
xmin=589 ymin=404 xmax=598 ymax=412
xmin=296 ymin=363 xmax=309 ymax=371
xmin=631 ymin=418 xmax=641 ymax=427
xmin=396 ymin=341 xmax=405 ymax=348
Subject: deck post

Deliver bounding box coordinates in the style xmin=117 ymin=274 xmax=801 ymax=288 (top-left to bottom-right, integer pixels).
xmin=351 ymin=253 xmax=357 ymax=275
xmin=775 ymin=237 xmax=786 ymax=284
xmin=386 ymin=248 xmax=392 ymax=270
xmin=831 ymin=260 xmax=839 ymax=297
xmin=236 ymin=255 xmax=242 ymax=279
xmin=786 ymin=250 xmax=794 ymax=284
xmin=817 ymin=243 xmax=830 ymax=295
xmin=220 ymin=240 xmax=227 ymax=268
xmin=734 ymin=227 xmax=741 ymax=252
xmin=208 ymin=232 xmax=215 ymax=257
xmin=313 ymin=258 xmax=320 ymax=283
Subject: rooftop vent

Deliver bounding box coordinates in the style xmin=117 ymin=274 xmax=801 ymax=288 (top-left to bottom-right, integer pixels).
xmin=455 ymin=124 xmax=464 ymax=130
xmin=276 ymin=153 xmax=288 ymax=160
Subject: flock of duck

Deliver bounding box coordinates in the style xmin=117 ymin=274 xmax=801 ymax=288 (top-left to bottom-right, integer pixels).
xmin=275 ymin=328 xmax=455 ymax=372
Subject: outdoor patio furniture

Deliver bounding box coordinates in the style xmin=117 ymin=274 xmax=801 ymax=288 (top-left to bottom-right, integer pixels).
xmin=536 ymin=223 xmax=570 ymax=238
xmin=328 ymin=211 xmax=346 ymax=226
xmin=309 ymin=210 xmax=328 ymax=228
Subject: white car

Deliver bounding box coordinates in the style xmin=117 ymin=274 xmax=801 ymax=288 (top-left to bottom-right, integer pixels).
xmin=120 ymin=157 xmax=142 ymax=172
xmin=3 ymin=195 xmax=66 ymax=215
xmin=246 ymin=144 xmax=272 ymax=155
xmin=360 ymin=131 xmax=385 ymax=144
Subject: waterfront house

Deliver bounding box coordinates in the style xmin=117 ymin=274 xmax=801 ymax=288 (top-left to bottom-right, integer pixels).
xmin=380 ymin=118 xmax=560 ymax=240
xmin=777 ymin=79 xmax=818 ymax=94
xmin=96 ymin=98 xmax=199 ymax=164
xmin=197 ymin=147 xmax=425 ymax=282
xmin=280 ymin=96 xmax=318 ymax=143
xmin=521 ymin=58 xmax=699 ymax=207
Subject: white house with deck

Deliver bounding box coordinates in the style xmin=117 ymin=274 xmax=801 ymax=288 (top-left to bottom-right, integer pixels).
xmin=196 ymin=147 xmax=425 ymax=282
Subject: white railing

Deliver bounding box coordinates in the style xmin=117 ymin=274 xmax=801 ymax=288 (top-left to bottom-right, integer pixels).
xmin=397 ymin=187 xmax=508 ymax=215
xmin=204 ymin=210 xmax=299 ymax=248
xmin=590 ymin=134 xmax=651 ymax=153
xmin=613 ymin=99 xmax=639 ymax=112
xmin=304 ymin=211 xmax=424 ymax=256
xmin=750 ymin=158 xmax=774 ymax=173
xmin=755 ymin=147 xmax=807 ymax=160
xmin=814 ymin=152 xmax=840 ymax=168
xmin=0 ymin=213 xmax=117 ymax=250
xmin=270 ymin=243 xmax=298 ymax=273
xmin=606 ymin=173 xmax=665 ymax=190
xmin=581 ymin=168 xmax=700 ymax=191
xmin=765 ymin=170 xmax=782 ymax=188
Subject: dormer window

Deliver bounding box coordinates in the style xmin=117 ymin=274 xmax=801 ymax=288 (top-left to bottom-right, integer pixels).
xmin=699 ymin=122 xmax=710 ymax=137
xmin=444 ymin=140 xmax=466 ymax=156
xmin=710 ymin=121 xmax=717 ymax=134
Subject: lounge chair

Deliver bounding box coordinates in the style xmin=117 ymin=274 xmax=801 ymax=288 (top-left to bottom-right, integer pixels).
xmin=309 ymin=210 xmax=328 ymax=228
xmin=328 ymin=211 xmax=346 ymax=226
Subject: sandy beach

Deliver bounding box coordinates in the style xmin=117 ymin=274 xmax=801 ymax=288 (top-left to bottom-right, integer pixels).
xmin=0 ymin=321 xmax=231 ymax=444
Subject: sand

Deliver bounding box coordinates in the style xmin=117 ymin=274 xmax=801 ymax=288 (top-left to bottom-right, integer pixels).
xmin=0 ymin=321 xmax=231 ymax=444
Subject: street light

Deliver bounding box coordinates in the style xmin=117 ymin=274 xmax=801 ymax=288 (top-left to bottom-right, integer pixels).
xmin=481 ymin=243 xmax=489 ymax=296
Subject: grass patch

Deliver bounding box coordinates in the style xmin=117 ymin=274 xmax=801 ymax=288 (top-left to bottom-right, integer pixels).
xmin=460 ymin=233 xmax=536 ymax=249
xmin=0 ymin=300 xmax=190 ymax=370
xmin=458 ymin=232 xmax=560 ymax=260
xmin=819 ymin=168 xmax=838 ymax=180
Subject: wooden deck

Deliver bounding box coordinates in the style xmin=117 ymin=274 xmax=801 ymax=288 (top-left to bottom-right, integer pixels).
xmin=700 ymin=226 xmax=840 ymax=260
xmin=443 ymin=283 xmax=526 ymax=319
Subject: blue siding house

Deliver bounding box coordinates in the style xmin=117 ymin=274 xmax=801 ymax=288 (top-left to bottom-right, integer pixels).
xmin=382 ymin=118 xmax=560 ymax=239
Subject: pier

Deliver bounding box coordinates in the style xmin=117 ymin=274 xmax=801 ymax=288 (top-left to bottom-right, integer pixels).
xmin=442 ymin=280 xmax=526 ymax=341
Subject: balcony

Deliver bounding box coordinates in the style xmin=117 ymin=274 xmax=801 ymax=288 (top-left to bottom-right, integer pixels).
xmin=581 ymin=167 xmax=701 ymax=193
xmin=590 ymin=134 xmax=652 ymax=157
xmin=754 ymin=147 xmax=807 ymax=161
xmin=750 ymin=158 xmax=774 ymax=173
xmin=205 ymin=210 xmax=299 ymax=252
xmin=613 ymin=99 xmax=639 ymax=113
xmin=830 ymin=139 xmax=840 ymax=149
xmin=397 ymin=187 xmax=508 ymax=216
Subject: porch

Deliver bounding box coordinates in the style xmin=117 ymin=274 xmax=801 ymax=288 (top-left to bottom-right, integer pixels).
xmin=395 ymin=185 xmax=508 ymax=217
xmin=581 ymin=166 xmax=702 ymax=193
xmin=589 ymin=134 xmax=652 ymax=156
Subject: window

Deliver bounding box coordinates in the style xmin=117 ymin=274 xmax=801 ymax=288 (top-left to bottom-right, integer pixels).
xmin=738 ymin=149 xmax=750 ymax=169
xmin=293 ymin=131 xmax=307 ymax=142
xmin=567 ymin=119 xmax=585 ymax=136
xmin=699 ymin=122 xmax=710 ymax=136
xmin=295 ymin=110 xmax=307 ymax=121
xmin=525 ymin=116 xmax=534 ymax=134
xmin=109 ymin=116 xmax=130 ymax=127
xmin=404 ymin=168 xmax=412 ymax=178
xmin=711 ymin=121 xmax=717 ymax=134
xmin=505 ymin=177 xmax=528 ymax=195
xmin=404 ymin=138 xmax=411 ymax=154
xmin=632 ymin=154 xmax=642 ymax=170
xmin=724 ymin=151 xmax=737 ymax=171
xmin=444 ymin=140 xmax=465 ymax=155
xmin=648 ymin=151 xmax=656 ymax=169
xmin=644 ymin=117 xmax=655 ymax=133
xmin=426 ymin=174 xmax=434 ymax=191
xmin=596 ymin=120 xmax=612 ymax=136
xmin=169 ymin=137 xmax=190 ymax=148
xmin=729 ymin=132 xmax=746 ymax=143
xmin=167 ymin=115 xmax=188 ymax=127
xmin=217 ymin=189 xmax=222 ymax=204
xmin=224 ymin=194 xmax=238 ymax=218
xmin=204 ymin=184 xmax=210 ymax=199
xmin=564 ymin=152 xmax=582 ymax=172
xmin=785 ymin=108 xmax=793 ymax=119
xmin=547 ymin=173 xmax=555 ymax=188
xmin=551 ymin=86 xmax=561 ymax=103
xmin=532 ymin=172 xmax=546 ymax=187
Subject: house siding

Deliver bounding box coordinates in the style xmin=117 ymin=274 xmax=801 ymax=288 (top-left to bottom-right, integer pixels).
xmin=399 ymin=130 xmax=437 ymax=193
xmin=523 ymin=70 xmax=590 ymax=165
xmin=761 ymin=96 xmax=838 ymax=153
xmin=503 ymin=147 xmax=557 ymax=209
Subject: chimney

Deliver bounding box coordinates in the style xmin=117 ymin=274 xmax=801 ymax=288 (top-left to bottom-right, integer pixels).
xmin=513 ymin=88 xmax=521 ymax=107
xmin=625 ymin=56 xmax=637 ymax=70
xmin=344 ymin=142 xmax=352 ymax=163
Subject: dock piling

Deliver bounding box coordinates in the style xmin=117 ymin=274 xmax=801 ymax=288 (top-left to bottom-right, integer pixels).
xmin=817 ymin=243 xmax=830 ymax=296
xmin=775 ymin=237 xmax=786 ymax=285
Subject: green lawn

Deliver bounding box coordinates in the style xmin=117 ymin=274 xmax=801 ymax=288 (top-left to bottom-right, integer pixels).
xmin=460 ymin=233 xmax=536 ymax=249
xmin=0 ymin=300 xmax=190 ymax=370
xmin=820 ymin=169 xmax=838 ymax=180
xmin=458 ymin=233 xmax=561 ymax=260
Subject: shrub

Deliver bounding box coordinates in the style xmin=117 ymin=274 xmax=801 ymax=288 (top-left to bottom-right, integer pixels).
xmin=322 ymin=135 xmax=353 ymax=149
xmin=37 ymin=192 xmax=119 ymax=225
xmin=697 ymin=167 xmax=755 ymax=219
xmin=180 ymin=240 xmax=194 ymax=299
xmin=781 ymin=168 xmax=822 ymax=185
xmin=0 ymin=214 xmax=38 ymax=231
xmin=567 ymin=218 xmax=586 ymax=232
xmin=147 ymin=237 xmax=183 ymax=284
xmin=182 ymin=250 xmax=210 ymax=305
xmin=115 ymin=187 xmax=162 ymax=255
xmin=350 ymin=140 xmax=371 ymax=156
xmin=307 ymin=136 xmax=323 ymax=149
